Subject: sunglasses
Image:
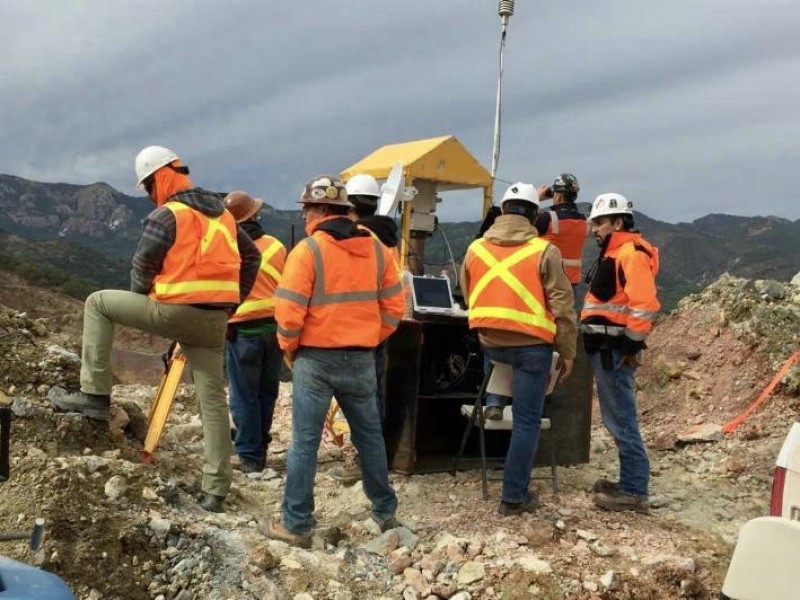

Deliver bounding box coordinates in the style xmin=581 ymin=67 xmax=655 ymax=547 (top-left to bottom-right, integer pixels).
xmin=143 ymin=175 xmax=155 ymax=195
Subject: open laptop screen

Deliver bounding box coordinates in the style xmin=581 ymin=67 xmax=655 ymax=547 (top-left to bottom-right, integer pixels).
xmin=412 ymin=276 xmax=453 ymax=310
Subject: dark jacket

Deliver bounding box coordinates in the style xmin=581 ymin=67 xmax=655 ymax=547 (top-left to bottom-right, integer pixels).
xmin=130 ymin=187 xmax=261 ymax=304
xmin=357 ymin=215 xmax=399 ymax=248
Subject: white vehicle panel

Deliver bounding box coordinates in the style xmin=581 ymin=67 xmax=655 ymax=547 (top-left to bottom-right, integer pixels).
xmin=775 ymin=422 xmax=800 ymax=521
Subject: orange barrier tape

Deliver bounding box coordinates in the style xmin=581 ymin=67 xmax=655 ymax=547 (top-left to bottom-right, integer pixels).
xmin=722 ymin=351 xmax=799 ymax=434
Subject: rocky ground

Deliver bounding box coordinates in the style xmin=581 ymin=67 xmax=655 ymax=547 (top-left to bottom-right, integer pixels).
xmin=0 ymin=273 xmax=798 ymax=600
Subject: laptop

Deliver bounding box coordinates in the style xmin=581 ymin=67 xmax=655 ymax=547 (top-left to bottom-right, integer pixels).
xmin=411 ymin=275 xmax=458 ymax=316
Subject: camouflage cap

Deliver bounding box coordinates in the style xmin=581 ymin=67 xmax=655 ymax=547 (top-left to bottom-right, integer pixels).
xmin=552 ymin=173 xmax=580 ymax=194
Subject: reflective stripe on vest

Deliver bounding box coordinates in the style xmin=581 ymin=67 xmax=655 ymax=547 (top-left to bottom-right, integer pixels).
xmin=151 ymin=203 xmax=240 ymax=303
xmin=307 ymin=237 xmax=383 ymax=304
xmin=544 ymin=210 xmax=588 ymax=284
xmin=467 ymin=237 xmax=556 ymax=339
xmin=230 ymin=235 xmax=285 ymax=322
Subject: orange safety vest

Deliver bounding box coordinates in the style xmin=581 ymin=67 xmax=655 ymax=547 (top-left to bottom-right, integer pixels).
xmin=229 ymin=235 xmax=286 ymax=323
xmin=464 ymin=237 xmax=557 ymax=343
xmin=542 ymin=210 xmax=589 ymax=284
xmin=275 ymin=217 xmax=405 ymax=353
xmin=149 ymin=202 xmax=241 ymax=304
xmin=581 ymin=232 xmax=660 ymax=341
xmin=357 ymin=223 xmax=412 ymax=314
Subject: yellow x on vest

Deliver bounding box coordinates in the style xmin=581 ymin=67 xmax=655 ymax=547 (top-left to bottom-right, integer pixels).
xmin=468 ymin=237 xmax=556 ymax=334
xmin=259 ymin=239 xmax=284 ymax=283
xmin=201 ymin=217 xmax=238 ymax=255
xmin=169 ymin=202 xmax=239 ymax=256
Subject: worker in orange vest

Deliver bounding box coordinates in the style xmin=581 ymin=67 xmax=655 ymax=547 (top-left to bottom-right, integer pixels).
xmin=483 ymin=174 xmax=589 ymax=421
xmin=326 ymin=173 xmax=400 ymax=485
xmin=48 ymin=146 xmax=261 ymax=513
xmin=265 ymin=175 xmax=405 ymax=547
xmin=581 ymin=192 xmax=660 ymax=514
xmin=223 ymin=191 xmax=286 ymax=475
xmin=461 ymin=182 xmax=578 ymax=516
xmin=535 ymin=173 xmax=589 ymax=292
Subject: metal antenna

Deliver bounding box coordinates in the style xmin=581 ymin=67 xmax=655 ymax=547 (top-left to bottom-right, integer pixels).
xmin=490 ymin=0 xmax=515 ymax=180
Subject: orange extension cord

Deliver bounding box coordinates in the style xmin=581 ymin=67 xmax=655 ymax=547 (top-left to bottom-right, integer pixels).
xmin=723 ymin=351 xmax=800 ymax=434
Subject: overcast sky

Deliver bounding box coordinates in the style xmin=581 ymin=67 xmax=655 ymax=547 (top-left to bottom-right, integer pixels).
xmin=1 ymin=1 xmax=798 ymax=223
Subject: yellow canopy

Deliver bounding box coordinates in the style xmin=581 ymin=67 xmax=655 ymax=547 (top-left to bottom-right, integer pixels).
xmin=341 ymin=135 xmax=491 ymax=191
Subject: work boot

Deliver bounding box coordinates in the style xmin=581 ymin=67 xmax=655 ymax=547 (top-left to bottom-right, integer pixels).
xmin=199 ymin=493 xmax=225 ymax=513
xmin=498 ymin=492 xmax=540 ymax=517
xmin=593 ymin=491 xmax=649 ymax=514
xmin=372 ymin=514 xmax=401 ymax=533
xmin=231 ymin=455 xmax=263 ymax=474
xmin=592 ymin=478 xmax=620 ymax=495
xmin=484 ymin=406 xmax=504 ymax=421
xmin=47 ymin=387 xmax=110 ymax=421
xmin=329 ymin=454 xmax=362 ymax=485
xmin=263 ymin=518 xmax=312 ymax=548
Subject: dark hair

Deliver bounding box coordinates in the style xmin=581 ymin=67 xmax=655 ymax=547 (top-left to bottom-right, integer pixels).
xmin=562 ymin=191 xmax=578 ymax=203
xmin=350 ymin=195 xmax=378 ymax=218
xmin=502 ymin=199 xmax=538 ymax=223
xmin=326 ymin=204 xmax=351 ymax=217
xmin=620 ymin=214 xmax=635 ymax=230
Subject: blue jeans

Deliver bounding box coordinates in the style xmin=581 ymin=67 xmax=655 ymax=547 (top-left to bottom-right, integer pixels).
xmin=226 ymin=331 xmax=283 ymax=465
xmin=375 ymin=339 xmax=387 ymax=422
xmin=483 ymin=353 xmax=511 ymax=409
xmin=588 ymin=348 xmax=649 ymax=497
xmin=283 ymin=348 xmax=397 ymax=534
xmin=483 ymin=344 xmax=554 ymax=503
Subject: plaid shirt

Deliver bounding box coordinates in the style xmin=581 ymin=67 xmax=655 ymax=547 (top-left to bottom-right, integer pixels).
xmin=130 ymin=188 xmax=260 ymax=304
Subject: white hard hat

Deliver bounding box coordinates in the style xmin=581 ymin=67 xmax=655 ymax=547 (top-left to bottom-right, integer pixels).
xmin=135 ymin=145 xmax=179 ymax=189
xmin=588 ymin=193 xmax=633 ymax=221
xmin=501 ymin=182 xmax=540 ymax=207
xmin=345 ymin=174 xmax=381 ymax=198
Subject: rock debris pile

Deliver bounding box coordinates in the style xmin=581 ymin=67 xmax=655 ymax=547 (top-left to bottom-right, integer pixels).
xmin=0 ymin=272 xmax=798 ymax=599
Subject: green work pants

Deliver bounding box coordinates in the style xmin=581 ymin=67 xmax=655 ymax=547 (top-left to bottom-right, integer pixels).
xmin=81 ymin=289 xmax=233 ymax=497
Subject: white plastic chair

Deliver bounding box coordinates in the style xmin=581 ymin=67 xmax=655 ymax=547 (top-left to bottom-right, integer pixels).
xmin=452 ymin=354 xmax=560 ymax=499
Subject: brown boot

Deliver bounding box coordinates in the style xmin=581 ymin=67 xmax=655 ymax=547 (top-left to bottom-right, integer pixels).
xmin=592 ymin=478 xmax=620 ymax=495
xmin=593 ymin=491 xmax=649 ymax=514
xmin=328 ymin=453 xmax=362 ymax=485
xmin=263 ymin=518 xmax=312 ymax=548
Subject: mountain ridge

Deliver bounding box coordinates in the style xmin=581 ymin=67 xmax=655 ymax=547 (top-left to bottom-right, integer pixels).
xmin=1 ymin=174 xmax=797 ymax=309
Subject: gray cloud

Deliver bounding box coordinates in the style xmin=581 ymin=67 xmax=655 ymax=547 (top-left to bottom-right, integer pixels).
xmin=1 ymin=0 xmax=798 ymax=224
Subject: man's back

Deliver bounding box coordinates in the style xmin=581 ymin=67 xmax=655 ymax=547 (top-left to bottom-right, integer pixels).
xmin=276 ymin=216 xmax=404 ymax=353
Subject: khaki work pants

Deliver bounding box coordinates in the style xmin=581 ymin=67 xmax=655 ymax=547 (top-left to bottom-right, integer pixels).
xmin=81 ymin=290 xmax=233 ymax=497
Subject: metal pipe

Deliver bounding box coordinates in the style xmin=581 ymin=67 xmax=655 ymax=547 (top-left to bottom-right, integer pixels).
xmin=490 ymin=0 xmax=515 ymax=180
xmin=0 ymin=518 xmax=45 ymax=551
xmin=0 ymin=406 xmax=10 ymax=481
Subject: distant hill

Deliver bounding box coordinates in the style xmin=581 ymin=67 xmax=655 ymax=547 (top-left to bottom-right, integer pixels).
xmin=1 ymin=174 xmax=797 ymax=309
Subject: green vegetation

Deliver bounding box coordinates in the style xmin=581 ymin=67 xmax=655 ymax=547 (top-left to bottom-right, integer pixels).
xmin=0 ymin=230 xmax=126 ymax=300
